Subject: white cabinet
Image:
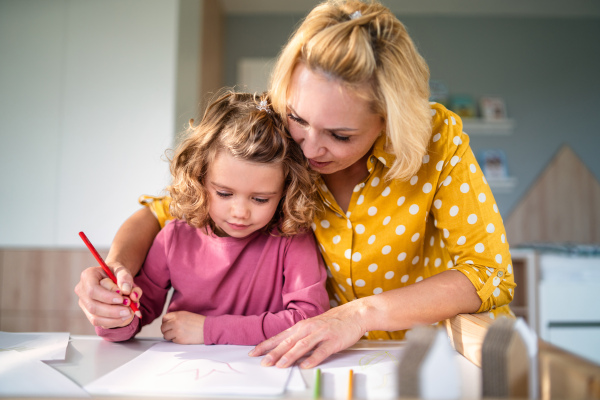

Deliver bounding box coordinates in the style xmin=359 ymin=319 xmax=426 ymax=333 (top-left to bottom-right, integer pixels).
xmin=537 ymin=254 xmax=600 ymax=365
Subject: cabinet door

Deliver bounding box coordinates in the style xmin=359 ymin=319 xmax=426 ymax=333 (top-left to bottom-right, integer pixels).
xmin=548 ymin=326 xmax=600 ymax=365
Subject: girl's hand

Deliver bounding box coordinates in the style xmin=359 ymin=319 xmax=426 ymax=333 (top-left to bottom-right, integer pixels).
xmin=98 ymin=277 xmax=142 ymax=328
xmin=161 ymin=311 xmax=206 ymax=344
xmin=75 ymin=266 xmax=141 ymax=328
xmin=249 ymin=301 xmax=368 ymax=369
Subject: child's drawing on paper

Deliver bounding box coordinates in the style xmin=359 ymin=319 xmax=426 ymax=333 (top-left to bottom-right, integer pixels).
xmin=359 ymin=351 xmax=399 ymax=369
xmin=157 ymin=358 xmax=242 ymax=381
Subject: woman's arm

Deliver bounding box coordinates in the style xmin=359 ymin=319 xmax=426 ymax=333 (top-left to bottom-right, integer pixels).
xmin=105 ymin=207 xmax=161 ymax=290
xmin=74 ymin=207 xmax=160 ymax=328
xmin=250 ymin=269 xmax=480 ymax=368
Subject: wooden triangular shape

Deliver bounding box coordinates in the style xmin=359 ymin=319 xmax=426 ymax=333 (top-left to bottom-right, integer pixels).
xmin=505 ymin=145 xmax=600 ymax=245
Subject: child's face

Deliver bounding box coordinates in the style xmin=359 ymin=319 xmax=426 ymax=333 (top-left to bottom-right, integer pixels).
xmin=206 ymin=151 xmax=285 ymax=238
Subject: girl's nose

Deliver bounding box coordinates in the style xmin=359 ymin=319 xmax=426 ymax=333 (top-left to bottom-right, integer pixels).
xmin=231 ymin=200 xmax=250 ymax=219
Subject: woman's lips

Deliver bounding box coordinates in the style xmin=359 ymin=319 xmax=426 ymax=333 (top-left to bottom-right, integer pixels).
xmin=308 ymin=159 xmax=331 ymax=169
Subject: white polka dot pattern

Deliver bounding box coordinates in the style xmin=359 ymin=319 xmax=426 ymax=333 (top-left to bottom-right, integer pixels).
xmin=311 ymin=103 xmax=515 ymax=341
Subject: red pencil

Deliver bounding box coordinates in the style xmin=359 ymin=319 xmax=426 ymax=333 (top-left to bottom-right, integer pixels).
xmin=79 ymin=231 xmax=141 ymax=318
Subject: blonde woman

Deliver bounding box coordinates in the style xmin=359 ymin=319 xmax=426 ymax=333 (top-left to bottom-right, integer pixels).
xmin=76 ymin=0 xmax=515 ymax=367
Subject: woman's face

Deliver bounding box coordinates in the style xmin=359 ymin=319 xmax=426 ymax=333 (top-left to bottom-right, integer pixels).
xmin=286 ymin=63 xmax=384 ymax=176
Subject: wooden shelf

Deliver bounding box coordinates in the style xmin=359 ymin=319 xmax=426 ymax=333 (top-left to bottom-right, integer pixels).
xmin=487 ymin=176 xmax=518 ymax=192
xmin=463 ymin=118 xmax=515 ymax=135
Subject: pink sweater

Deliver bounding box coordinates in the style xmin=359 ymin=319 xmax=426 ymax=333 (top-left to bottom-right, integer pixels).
xmin=96 ymin=219 xmax=329 ymax=345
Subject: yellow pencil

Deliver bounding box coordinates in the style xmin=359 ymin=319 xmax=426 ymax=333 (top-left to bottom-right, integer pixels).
xmin=348 ymin=369 xmax=353 ymax=400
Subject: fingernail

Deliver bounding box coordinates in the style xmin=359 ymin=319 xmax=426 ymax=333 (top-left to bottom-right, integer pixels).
xmin=113 ymin=298 xmax=122 ymax=304
xmin=248 ymin=348 xmax=255 ymax=356
xmin=300 ymin=360 xmax=311 ymax=368
xmin=261 ymin=355 xmax=273 ymax=366
xmin=120 ymin=310 xmax=130 ymax=317
xmin=123 ymin=299 xmax=129 ymax=306
xmin=276 ymin=357 xmax=288 ymax=368
xmin=116 ymin=290 xmax=120 ymax=294
xmin=122 ymin=283 xmax=132 ymax=293
xmin=131 ymin=292 xmax=138 ymax=300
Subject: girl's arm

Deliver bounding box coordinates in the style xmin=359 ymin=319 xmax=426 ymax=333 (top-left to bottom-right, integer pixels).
xmin=74 ymin=207 xmax=160 ymax=328
xmin=250 ymin=269 xmax=480 ymax=368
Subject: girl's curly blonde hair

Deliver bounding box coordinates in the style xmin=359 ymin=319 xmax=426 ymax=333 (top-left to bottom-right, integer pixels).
xmin=168 ymin=90 xmax=319 ymax=236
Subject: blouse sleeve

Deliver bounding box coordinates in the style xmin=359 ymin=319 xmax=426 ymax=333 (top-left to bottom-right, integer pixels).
xmin=138 ymin=195 xmax=173 ymax=229
xmin=203 ymin=231 xmax=330 ymax=345
xmin=429 ymin=112 xmax=516 ymax=313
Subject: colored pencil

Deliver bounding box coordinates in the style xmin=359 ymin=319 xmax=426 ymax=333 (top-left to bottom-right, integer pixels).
xmin=348 ymin=369 xmax=353 ymax=400
xmin=313 ymin=368 xmax=321 ymax=399
xmin=79 ymin=231 xmax=141 ymax=317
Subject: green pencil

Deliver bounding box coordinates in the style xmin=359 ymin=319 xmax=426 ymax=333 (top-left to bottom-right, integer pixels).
xmin=313 ymin=368 xmax=321 ymax=399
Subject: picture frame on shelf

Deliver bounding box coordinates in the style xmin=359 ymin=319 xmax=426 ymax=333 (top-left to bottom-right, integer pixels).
xmin=429 ymin=80 xmax=449 ymax=107
xmin=479 ymin=96 xmax=507 ymax=121
xmin=450 ymin=94 xmax=477 ymax=119
xmin=478 ymin=149 xmax=509 ymax=180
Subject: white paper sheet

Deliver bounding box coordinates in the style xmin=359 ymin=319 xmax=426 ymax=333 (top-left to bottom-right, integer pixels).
xmin=0 ymin=350 xmax=90 ymax=398
xmin=286 ymin=366 xmax=307 ymax=391
xmin=0 ymin=331 xmax=70 ymax=360
xmin=318 ymin=349 xmax=404 ymax=400
xmin=84 ymin=342 xmax=292 ymax=397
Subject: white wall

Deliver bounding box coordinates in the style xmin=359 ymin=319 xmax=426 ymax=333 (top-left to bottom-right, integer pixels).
xmin=0 ymin=0 xmax=196 ymax=248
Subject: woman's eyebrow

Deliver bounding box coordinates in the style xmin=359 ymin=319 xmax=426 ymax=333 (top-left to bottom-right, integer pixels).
xmin=287 ymin=105 xmax=358 ymax=132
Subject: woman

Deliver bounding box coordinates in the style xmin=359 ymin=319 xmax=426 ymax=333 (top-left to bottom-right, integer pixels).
xmin=75 ymin=0 xmax=515 ymax=369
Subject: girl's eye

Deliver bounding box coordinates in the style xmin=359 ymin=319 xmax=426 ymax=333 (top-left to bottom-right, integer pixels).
xmin=216 ymin=191 xmax=232 ymax=198
xmin=287 ymin=113 xmax=308 ymax=126
xmin=253 ymin=198 xmax=269 ymax=204
xmin=331 ymin=132 xmax=350 ymax=142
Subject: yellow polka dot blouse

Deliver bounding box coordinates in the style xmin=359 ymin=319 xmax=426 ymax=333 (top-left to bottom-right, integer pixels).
xmin=312 ymin=103 xmax=515 ymax=340
xmin=140 ymin=103 xmax=515 ymax=341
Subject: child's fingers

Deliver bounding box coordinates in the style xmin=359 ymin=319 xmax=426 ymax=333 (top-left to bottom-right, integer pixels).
xmin=130 ymin=286 xmax=143 ymax=303
xmin=129 ymin=286 xmax=143 ymax=318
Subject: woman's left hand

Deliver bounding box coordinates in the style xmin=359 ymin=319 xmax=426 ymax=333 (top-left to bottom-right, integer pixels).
xmin=249 ymin=301 xmax=368 ymax=369
xmin=161 ymin=311 xmax=206 ymax=344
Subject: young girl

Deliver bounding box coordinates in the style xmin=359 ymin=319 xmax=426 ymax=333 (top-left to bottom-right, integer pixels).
xmin=95 ymin=91 xmax=329 ymax=345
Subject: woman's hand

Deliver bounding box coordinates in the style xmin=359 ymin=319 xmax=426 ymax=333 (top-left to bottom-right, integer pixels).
xmin=74 ymin=264 xmax=141 ymax=328
xmin=161 ymin=311 xmax=206 ymax=344
xmin=249 ymin=301 xmax=369 ymax=369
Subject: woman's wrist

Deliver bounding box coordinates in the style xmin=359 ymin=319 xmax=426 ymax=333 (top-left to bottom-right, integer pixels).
xmin=104 ymin=258 xmax=133 ymax=275
xmin=349 ymin=296 xmax=380 ymax=335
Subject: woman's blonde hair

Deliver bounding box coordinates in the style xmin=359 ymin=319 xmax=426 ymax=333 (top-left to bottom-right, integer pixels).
xmin=168 ymin=90 xmax=319 ymax=236
xmin=270 ymin=0 xmax=432 ymax=181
